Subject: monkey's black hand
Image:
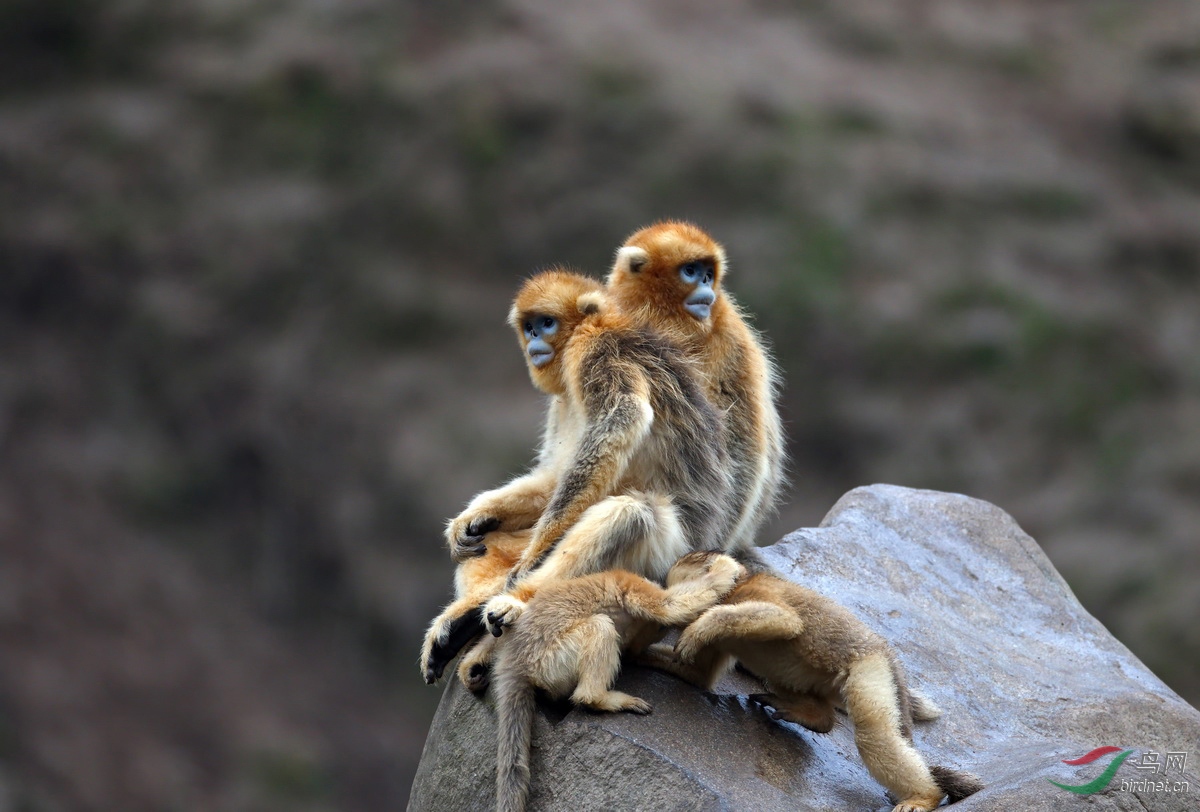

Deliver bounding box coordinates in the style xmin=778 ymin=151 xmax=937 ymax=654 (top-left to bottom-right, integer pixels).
xmin=424 ymin=606 xmax=486 ymax=681
xmin=450 ymin=517 xmax=500 ymax=562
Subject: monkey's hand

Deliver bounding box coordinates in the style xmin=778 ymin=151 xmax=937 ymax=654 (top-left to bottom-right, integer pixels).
xmin=419 ymin=605 xmax=486 ymax=684
xmin=483 ymin=594 xmax=527 ymax=637
xmin=673 ymin=623 xmax=709 ymax=664
xmin=445 ymin=514 xmax=500 ymax=562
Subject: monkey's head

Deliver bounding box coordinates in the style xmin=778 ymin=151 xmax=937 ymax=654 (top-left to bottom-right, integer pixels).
xmin=607 ymin=220 xmax=727 ymax=337
xmin=665 ymin=550 xmax=747 ymax=587
xmin=509 ymin=268 xmax=606 ymax=395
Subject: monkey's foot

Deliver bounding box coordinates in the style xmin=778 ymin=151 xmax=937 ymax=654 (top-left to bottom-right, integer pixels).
xmin=484 ymin=594 xmax=527 ymax=636
xmin=705 ymin=555 xmax=747 ymax=591
xmin=750 ymin=692 xmax=836 ymax=733
xmin=446 ymin=515 xmax=500 ymax=561
xmin=890 ymin=796 xmax=942 ymax=812
xmin=576 ymin=691 xmax=652 ymax=715
xmin=459 ymin=660 xmax=491 ymax=693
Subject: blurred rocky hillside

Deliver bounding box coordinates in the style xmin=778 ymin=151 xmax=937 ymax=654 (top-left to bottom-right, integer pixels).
xmin=1 ymin=0 xmax=1198 ymax=809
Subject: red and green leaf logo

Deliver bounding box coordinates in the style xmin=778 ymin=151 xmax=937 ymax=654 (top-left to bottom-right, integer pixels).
xmin=1047 ymin=746 xmax=1135 ymax=794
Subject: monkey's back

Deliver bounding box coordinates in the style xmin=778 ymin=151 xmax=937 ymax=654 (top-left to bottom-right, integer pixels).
xmin=727 ymin=573 xmax=888 ymax=675
xmin=703 ymin=293 xmax=786 ymax=550
xmin=572 ymin=320 xmax=735 ymax=553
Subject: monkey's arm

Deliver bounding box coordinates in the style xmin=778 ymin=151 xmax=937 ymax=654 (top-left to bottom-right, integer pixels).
xmin=445 ymin=469 xmax=557 ymax=561
xmin=511 ymin=386 xmax=653 ymax=580
xmin=623 ymin=557 xmax=744 ymax=628
xmin=675 ymin=600 xmax=800 ymax=663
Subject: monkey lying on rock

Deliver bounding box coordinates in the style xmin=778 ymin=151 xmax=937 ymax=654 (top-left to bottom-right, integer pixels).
xmin=493 ymin=550 xmax=746 ymax=812
xmin=640 ymin=568 xmax=984 ymax=812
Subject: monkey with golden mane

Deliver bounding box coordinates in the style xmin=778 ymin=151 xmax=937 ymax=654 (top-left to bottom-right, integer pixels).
xmin=608 ymin=221 xmax=786 ymax=569
xmin=493 ymin=550 xmax=746 ymax=812
xmin=640 ymin=569 xmax=984 ymax=812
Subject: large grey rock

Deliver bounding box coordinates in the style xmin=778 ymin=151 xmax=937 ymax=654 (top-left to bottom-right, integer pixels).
xmin=409 ymin=485 xmax=1200 ymax=810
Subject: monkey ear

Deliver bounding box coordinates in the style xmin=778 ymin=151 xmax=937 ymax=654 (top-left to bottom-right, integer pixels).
xmin=507 ymin=303 xmax=522 ymax=329
xmin=612 ymin=246 xmax=649 ymax=278
xmin=577 ymin=290 xmax=605 ymax=316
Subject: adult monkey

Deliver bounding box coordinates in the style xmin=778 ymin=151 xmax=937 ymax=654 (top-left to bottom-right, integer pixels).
xmin=608 ymin=221 xmax=786 ymax=568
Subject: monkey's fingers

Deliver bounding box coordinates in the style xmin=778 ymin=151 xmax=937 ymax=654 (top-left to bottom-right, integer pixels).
xmin=466 ymin=516 xmax=501 ymax=537
xmin=450 ymin=540 xmax=488 ymax=562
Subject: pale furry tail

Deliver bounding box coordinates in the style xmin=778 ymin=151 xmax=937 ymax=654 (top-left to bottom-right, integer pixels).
xmin=929 ymin=764 xmax=985 ymax=803
xmin=494 ymin=665 xmax=536 ymax=812
xmin=908 ymin=688 xmax=942 ymax=722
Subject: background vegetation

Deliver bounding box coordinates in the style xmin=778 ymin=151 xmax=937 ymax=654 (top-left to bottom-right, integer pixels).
xmin=2 ymin=0 xmax=1199 ymax=808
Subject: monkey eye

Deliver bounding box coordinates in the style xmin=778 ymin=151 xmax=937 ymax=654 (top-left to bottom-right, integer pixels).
xmin=679 ymin=262 xmax=700 ymax=282
xmin=542 ymin=317 xmax=556 ymax=330
xmin=703 ymin=269 xmax=714 ymax=284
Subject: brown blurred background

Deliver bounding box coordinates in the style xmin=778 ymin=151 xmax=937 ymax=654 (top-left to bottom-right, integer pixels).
xmin=2 ymin=0 xmax=1199 ymax=809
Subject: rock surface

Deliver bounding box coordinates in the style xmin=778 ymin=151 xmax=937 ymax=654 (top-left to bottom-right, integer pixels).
xmin=409 ymin=485 xmax=1200 ymax=811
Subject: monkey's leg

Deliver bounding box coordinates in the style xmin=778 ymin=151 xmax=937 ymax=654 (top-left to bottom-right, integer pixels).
xmin=456 ymin=632 xmax=500 ymax=693
xmin=568 ymin=615 xmax=652 ymax=714
xmin=842 ymin=652 xmax=943 ymax=812
xmin=751 ymin=689 xmax=837 ymax=733
xmin=624 ymin=557 xmax=744 ymax=629
xmin=636 ymin=643 xmax=734 ymax=691
xmin=675 ymin=601 xmax=799 ymax=663
xmin=531 ymin=492 xmax=682 ymax=587
xmin=486 ymin=494 xmax=680 ymax=635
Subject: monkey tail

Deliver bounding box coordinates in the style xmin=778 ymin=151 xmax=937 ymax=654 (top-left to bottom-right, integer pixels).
xmin=495 ymin=665 xmax=536 ymax=812
xmin=929 ymin=764 xmax=985 ymax=803
xmin=908 ymin=687 xmax=943 ymax=722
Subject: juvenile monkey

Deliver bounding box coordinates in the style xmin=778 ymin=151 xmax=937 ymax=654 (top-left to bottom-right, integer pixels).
xmin=493 ymin=551 xmax=746 ymax=812
xmin=608 ymin=221 xmax=786 ymax=565
xmin=641 ymin=571 xmax=983 ymax=812
xmin=480 ymin=268 xmax=738 ymax=633
xmin=421 ymin=493 xmax=683 ymax=689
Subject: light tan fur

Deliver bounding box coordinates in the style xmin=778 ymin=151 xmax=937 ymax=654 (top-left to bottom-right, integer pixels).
xmin=641 ymin=571 xmax=983 ymax=812
xmin=493 ymin=551 xmax=746 ymax=812
xmin=608 ymin=221 xmax=786 ymax=566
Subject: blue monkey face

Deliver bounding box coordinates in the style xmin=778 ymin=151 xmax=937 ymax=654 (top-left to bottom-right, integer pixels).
xmin=678 ymin=261 xmax=716 ymax=320
xmin=523 ymin=315 xmax=558 ymax=367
